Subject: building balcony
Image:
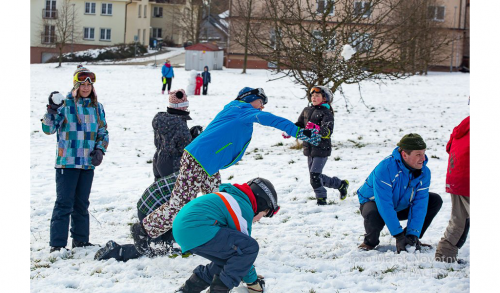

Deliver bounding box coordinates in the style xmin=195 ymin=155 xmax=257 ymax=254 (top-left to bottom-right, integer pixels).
xmin=150 ymin=0 xmax=186 ymax=5
xmin=41 ymin=34 xmax=57 ymax=44
xmin=43 ymin=9 xmax=58 ymax=19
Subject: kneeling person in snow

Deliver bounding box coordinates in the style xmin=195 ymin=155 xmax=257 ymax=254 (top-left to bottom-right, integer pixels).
xmin=174 ymin=178 xmax=279 ymax=293
xmin=356 ymin=134 xmax=443 ymax=253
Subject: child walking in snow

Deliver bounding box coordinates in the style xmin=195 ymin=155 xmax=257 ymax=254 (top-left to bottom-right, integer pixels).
xmin=173 ymin=177 xmax=278 ymax=293
xmin=289 ymin=86 xmax=349 ymax=205
xmin=161 ymin=59 xmax=175 ymax=94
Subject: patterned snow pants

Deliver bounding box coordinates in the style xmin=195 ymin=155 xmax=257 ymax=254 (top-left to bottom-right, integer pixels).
xmin=142 ymin=151 xmax=221 ymax=238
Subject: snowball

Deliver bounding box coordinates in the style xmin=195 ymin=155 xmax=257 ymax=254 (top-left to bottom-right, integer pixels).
xmin=341 ymin=44 xmax=356 ymax=61
xmin=51 ymin=93 xmax=65 ymax=105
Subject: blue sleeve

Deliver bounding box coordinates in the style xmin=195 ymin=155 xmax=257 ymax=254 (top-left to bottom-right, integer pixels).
xmin=373 ymin=165 xmax=404 ymax=236
xmin=406 ymin=170 xmax=431 ymax=237
xmin=242 ymin=265 xmax=257 ymax=284
xmin=240 ymin=110 xmax=299 ymax=137
xmin=161 ymin=66 xmax=166 ymax=77
xmin=41 ymin=106 xmax=66 ymax=135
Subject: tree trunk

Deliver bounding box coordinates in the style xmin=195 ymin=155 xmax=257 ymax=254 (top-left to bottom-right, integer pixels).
xmin=241 ymin=0 xmax=253 ymax=74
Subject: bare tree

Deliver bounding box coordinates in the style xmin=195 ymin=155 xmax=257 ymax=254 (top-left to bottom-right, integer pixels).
xmin=41 ymin=0 xmax=81 ymax=67
xmin=230 ymin=0 xmax=259 ymax=73
xmin=231 ymin=0 xmax=452 ymax=105
xmin=176 ymin=0 xmax=204 ymax=44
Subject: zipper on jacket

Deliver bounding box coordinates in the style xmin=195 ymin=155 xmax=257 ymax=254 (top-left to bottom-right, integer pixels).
xmin=409 ymin=187 xmax=415 ymax=202
xmin=216 ymin=143 xmax=233 ymax=154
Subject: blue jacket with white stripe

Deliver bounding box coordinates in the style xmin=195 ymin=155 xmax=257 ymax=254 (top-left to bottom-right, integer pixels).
xmin=357 ymin=147 xmax=431 ymax=237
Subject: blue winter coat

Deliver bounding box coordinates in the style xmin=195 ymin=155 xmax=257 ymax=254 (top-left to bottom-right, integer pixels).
xmin=185 ymin=100 xmax=300 ymax=176
xmin=172 ymin=183 xmax=258 ymax=282
xmin=357 ymin=147 xmax=431 ymax=237
xmin=202 ymin=66 xmax=211 ymax=85
xmin=161 ymin=64 xmax=174 ymax=78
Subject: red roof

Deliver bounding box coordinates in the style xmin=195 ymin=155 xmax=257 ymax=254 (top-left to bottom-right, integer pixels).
xmin=185 ymin=43 xmax=221 ymax=51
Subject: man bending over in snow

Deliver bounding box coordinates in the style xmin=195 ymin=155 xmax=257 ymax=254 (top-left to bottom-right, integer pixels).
xmin=356 ymin=134 xmax=443 ymax=253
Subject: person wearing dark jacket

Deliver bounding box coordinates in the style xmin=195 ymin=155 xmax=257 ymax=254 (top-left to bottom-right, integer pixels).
xmin=356 ymin=134 xmax=443 ymax=252
xmin=201 ymin=66 xmax=211 ymax=95
xmin=152 ymin=89 xmax=192 ymax=180
xmin=435 ymin=116 xmax=470 ymax=263
xmin=286 ymin=86 xmax=349 ymax=204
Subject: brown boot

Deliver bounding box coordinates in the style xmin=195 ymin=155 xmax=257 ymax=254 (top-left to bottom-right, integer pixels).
xmin=358 ymin=243 xmax=375 ymax=251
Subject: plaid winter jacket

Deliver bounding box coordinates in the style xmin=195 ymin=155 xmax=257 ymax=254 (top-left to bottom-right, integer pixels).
xmin=41 ymin=95 xmax=109 ymax=169
xmin=137 ymin=172 xmax=179 ymax=216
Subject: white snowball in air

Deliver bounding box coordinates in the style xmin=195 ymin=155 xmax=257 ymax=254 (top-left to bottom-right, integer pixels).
xmin=341 ymin=44 xmax=356 ymax=60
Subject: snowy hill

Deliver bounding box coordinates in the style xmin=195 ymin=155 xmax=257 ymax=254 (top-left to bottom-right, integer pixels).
xmin=30 ymin=64 xmax=470 ymax=292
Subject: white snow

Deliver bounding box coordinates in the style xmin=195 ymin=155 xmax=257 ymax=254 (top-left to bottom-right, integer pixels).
xmin=30 ymin=64 xmax=470 ymax=292
xmin=341 ymin=44 xmax=356 ymax=60
xmin=64 ymin=47 xmax=185 ymax=65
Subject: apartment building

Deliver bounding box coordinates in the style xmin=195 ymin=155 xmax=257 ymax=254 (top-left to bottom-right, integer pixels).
xmin=31 ymin=0 xmax=193 ymax=63
xmin=226 ymin=0 xmax=470 ymax=71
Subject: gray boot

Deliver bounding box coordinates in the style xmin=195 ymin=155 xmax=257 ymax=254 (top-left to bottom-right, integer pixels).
xmin=175 ymin=273 xmax=210 ymax=293
xmin=207 ymin=275 xmax=230 ymax=293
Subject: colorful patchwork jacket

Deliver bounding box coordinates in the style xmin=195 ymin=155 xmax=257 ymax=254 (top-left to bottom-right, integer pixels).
xmin=41 ymin=93 xmax=109 ymax=169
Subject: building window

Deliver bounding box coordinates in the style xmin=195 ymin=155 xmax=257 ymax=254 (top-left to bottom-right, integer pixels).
xmin=137 ymin=29 xmax=141 ymax=42
xmin=42 ymin=25 xmax=56 ymax=44
xmin=101 ymin=3 xmax=112 ymax=15
xmin=138 ymin=5 xmax=141 ymax=18
xmin=44 ymin=0 xmax=57 ymax=18
xmin=83 ymin=27 xmax=95 ymax=40
xmin=85 ymin=2 xmax=96 ymax=14
xmin=152 ymin=28 xmax=162 ymax=38
xmin=428 ymin=6 xmax=445 ymax=21
xmin=317 ymin=0 xmax=334 ymax=15
xmin=143 ymin=28 xmax=146 ymax=45
xmin=349 ymin=32 xmax=372 ymax=52
xmin=270 ymin=28 xmax=281 ymax=50
xmin=153 ymin=7 xmax=163 ymax=18
xmin=144 ymin=5 xmax=147 ymax=18
xmin=354 ymin=1 xmax=371 ymax=18
xmin=312 ymin=30 xmax=336 ymax=51
xmin=100 ymin=28 xmax=111 ymax=41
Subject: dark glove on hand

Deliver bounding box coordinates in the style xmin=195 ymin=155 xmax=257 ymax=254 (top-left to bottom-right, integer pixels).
xmin=395 ymin=232 xmax=408 ymax=254
xmin=47 ymin=91 xmax=63 ymax=114
xmin=406 ymin=235 xmax=421 ymax=251
xmin=90 ymin=149 xmax=104 ymax=166
xmin=189 ymin=125 xmax=203 ymax=139
xmin=246 ymin=276 xmax=265 ymax=293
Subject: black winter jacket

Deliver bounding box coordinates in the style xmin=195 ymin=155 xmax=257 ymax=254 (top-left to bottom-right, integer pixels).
xmin=295 ymin=105 xmax=334 ymax=157
xmin=152 ymin=108 xmax=192 ymax=179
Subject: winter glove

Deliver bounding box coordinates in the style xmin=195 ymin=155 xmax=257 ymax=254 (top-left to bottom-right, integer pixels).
xmin=306 ymin=121 xmax=320 ymax=131
xmin=406 ymin=235 xmax=421 ymax=251
xmin=297 ymin=128 xmax=321 ymax=146
xmin=47 ymin=91 xmax=64 ymax=114
xmin=246 ymin=275 xmax=265 ymax=293
xmin=395 ymin=232 xmax=408 ymax=254
xmin=90 ymin=149 xmax=104 ymax=166
xmin=282 ymin=132 xmax=291 ymax=139
xmin=189 ymin=125 xmax=203 ymax=139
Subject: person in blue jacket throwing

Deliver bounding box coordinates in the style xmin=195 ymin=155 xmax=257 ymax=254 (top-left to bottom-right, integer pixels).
xmin=161 ymin=59 xmax=175 ymax=94
xmin=132 ymin=87 xmax=320 ymax=254
xmin=356 ymin=134 xmax=442 ymax=252
xmin=173 ymin=177 xmax=279 ymax=293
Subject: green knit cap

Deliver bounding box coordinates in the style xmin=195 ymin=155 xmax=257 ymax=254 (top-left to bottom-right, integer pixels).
xmin=397 ymin=133 xmax=426 ymax=150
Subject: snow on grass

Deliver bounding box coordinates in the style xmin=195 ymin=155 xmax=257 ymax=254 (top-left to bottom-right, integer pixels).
xmin=30 ymin=64 xmax=469 ymax=292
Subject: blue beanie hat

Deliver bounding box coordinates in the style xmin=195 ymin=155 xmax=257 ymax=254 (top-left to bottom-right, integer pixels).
xmin=236 ymin=87 xmax=268 ymax=104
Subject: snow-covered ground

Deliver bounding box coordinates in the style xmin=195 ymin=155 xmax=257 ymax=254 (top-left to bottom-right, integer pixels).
xmin=30 ymin=64 xmax=470 ymax=292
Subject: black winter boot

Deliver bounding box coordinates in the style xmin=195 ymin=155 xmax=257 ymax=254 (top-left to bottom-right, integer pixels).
xmin=131 ymin=222 xmax=152 ymax=256
xmin=175 ymin=273 xmax=210 ymax=293
xmin=207 ymin=275 xmax=230 ymax=293
xmin=50 ymin=246 xmax=65 ymax=253
xmin=72 ymin=239 xmax=97 ymax=248
xmin=316 ymin=198 xmax=327 ymax=206
xmin=338 ymin=180 xmax=349 ymax=200
xmin=94 ymin=240 xmax=122 ymax=261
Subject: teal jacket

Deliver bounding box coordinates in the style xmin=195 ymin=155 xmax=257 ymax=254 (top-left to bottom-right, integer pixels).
xmin=185 ymin=100 xmax=299 ymax=176
xmin=173 ymin=183 xmax=258 ymax=282
xmin=41 ymin=94 xmax=109 ymax=169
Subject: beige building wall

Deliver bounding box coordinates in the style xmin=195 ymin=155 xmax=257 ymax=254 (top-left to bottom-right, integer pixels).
xmin=149 ymin=2 xmax=185 ymax=45
xmin=125 ymin=0 xmax=151 ymax=46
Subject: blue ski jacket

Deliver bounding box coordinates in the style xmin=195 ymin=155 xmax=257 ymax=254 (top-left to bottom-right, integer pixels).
xmin=357 ymin=147 xmax=431 ymax=237
xmin=162 ymin=64 xmax=174 ymax=78
xmin=185 ymin=100 xmax=299 ymax=176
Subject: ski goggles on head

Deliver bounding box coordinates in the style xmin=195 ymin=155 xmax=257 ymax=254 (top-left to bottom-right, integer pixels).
xmin=73 ymin=71 xmax=96 ymax=84
xmin=310 ymin=87 xmax=324 ymax=95
xmin=236 ymin=88 xmax=269 ymax=105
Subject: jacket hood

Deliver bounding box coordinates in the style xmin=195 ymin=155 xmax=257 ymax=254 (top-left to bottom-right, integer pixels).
xmin=451 ymin=116 xmax=470 ymax=140
xmin=391 ymin=146 xmax=428 ymax=173
xmin=219 ymin=183 xmax=252 ymax=206
xmin=204 ymin=66 xmax=209 ymax=71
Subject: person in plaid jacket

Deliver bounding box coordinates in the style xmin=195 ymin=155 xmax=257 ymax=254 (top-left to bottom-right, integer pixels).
xmin=42 ymin=65 xmax=109 ymax=253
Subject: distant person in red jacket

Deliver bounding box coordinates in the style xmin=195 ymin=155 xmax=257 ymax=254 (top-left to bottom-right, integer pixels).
xmin=435 ymin=116 xmax=470 ymax=263
xmin=195 ymin=73 xmax=203 ymax=95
